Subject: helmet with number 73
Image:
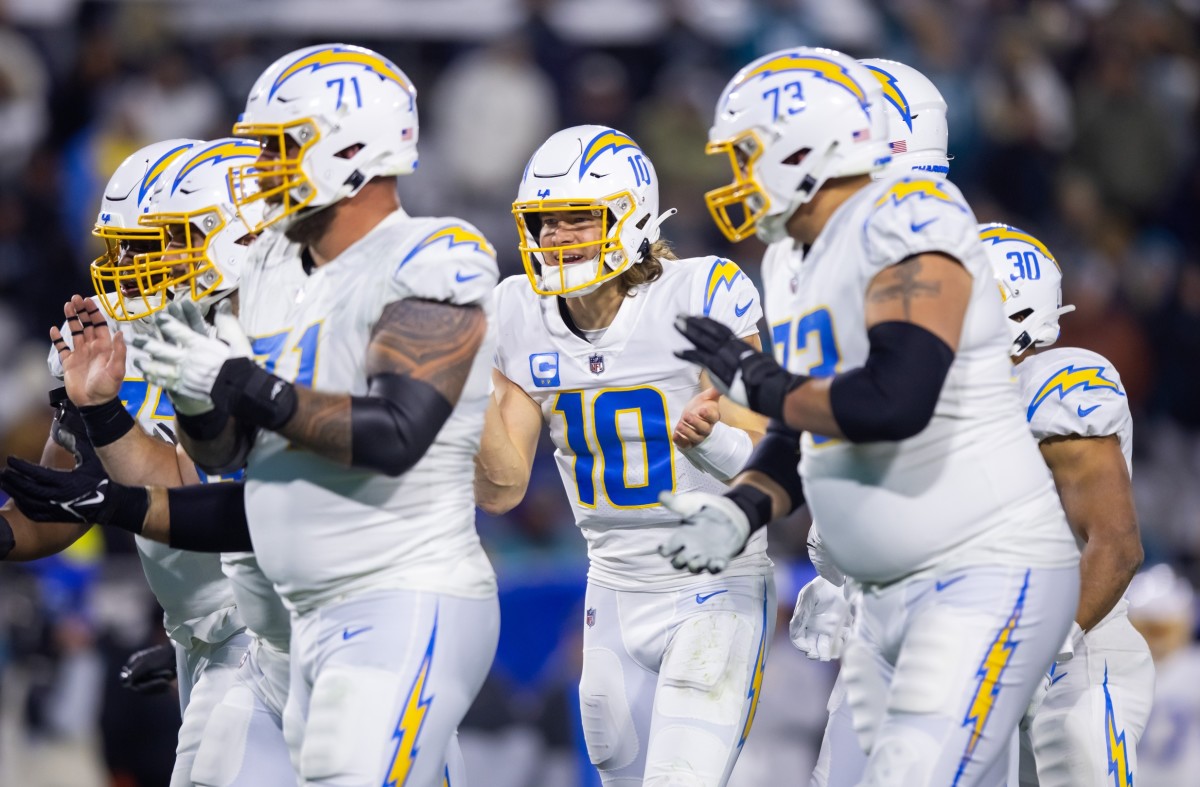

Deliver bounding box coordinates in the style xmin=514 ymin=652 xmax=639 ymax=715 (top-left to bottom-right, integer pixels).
xmin=979 ymin=223 xmax=1075 ymax=356
xmin=228 ymin=43 xmax=418 ymax=233
xmin=123 ymin=138 xmax=266 ymax=319
xmin=513 ymin=126 xmax=674 ymax=298
xmin=859 ymin=58 xmax=950 ymax=179
xmin=705 ymin=47 xmax=892 ymax=244
xmin=91 ymin=139 xmax=201 ymax=321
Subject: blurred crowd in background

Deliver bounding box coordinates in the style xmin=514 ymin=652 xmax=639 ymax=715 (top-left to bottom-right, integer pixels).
xmin=1 ymin=0 xmax=1199 ymax=785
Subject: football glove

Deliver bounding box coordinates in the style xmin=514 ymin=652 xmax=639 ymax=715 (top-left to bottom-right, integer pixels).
xmin=789 ymin=575 xmax=853 ymax=661
xmin=657 ymin=490 xmax=750 ymax=574
xmin=674 ymin=315 xmax=806 ymax=421
xmin=0 ymin=453 xmax=147 ymax=532
xmin=119 ymin=643 xmax=177 ymax=694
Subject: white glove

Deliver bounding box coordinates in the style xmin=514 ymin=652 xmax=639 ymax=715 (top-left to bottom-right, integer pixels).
xmin=132 ymin=300 xmax=250 ymax=413
xmin=789 ymin=576 xmax=853 ymax=661
xmin=656 ymin=490 xmax=750 ymax=574
xmin=1057 ymin=621 xmax=1083 ymax=662
xmin=806 ymin=521 xmax=845 ymax=587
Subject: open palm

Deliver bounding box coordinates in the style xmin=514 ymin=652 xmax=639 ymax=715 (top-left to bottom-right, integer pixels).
xmin=51 ymin=295 xmax=126 ymax=406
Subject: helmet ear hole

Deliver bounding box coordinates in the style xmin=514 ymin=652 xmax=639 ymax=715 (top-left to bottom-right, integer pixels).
xmin=1010 ymin=307 xmax=1033 ymax=324
xmin=783 ymin=148 xmax=811 ymax=166
xmin=334 ymin=144 xmax=363 ymax=160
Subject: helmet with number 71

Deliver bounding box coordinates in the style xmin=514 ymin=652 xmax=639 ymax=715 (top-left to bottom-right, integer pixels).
xmin=859 ymin=58 xmax=950 ymax=180
xmin=979 ymin=223 xmax=1075 ymax=356
xmin=228 ymin=43 xmax=418 ymax=233
xmin=513 ymin=126 xmax=673 ymax=298
xmin=91 ymin=139 xmax=201 ymax=321
xmin=705 ymin=47 xmax=892 ymax=244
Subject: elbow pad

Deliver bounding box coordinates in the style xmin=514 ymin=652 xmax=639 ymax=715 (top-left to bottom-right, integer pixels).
xmin=742 ymin=419 xmax=806 ymax=522
xmin=350 ymin=373 xmax=453 ymax=477
xmin=167 ymin=482 xmax=252 ymax=553
xmin=829 ymin=321 xmax=954 ymax=443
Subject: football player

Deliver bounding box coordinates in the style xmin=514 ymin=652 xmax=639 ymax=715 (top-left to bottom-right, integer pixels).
xmin=981 ymin=223 xmax=1152 ymax=787
xmin=475 ymin=125 xmax=774 ymax=786
xmin=111 ymin=44 xmax=498 ymax=787
xmin=1126 ymin=564 xmax=1200 ymax=785
xmin=0 ymin=139 xmax=258 ymax=787
xmin=658 ymin=47 xmax=1080 ymax=786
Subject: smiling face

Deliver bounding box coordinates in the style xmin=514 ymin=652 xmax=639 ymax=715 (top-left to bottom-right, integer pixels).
xmin=536 ymin=208 xmax=605 ymax=266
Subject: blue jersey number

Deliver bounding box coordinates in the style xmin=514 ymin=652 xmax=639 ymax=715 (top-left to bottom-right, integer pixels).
xmin=1007 ymin=250 xmax=1041 ymax=281
xmin=119 ymin=379 xmax=175 ymax=420
xmin=552 ymin=387 xmax=674 ymax=508
xmin=250 ymin=322 xmax=321 ymax=387
xmin=771 ymin=307 xmax=840 ymax=443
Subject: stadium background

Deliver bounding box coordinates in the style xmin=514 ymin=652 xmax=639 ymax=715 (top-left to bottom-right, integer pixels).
xmin=0 ymin=0 xmax=1197 ymax=784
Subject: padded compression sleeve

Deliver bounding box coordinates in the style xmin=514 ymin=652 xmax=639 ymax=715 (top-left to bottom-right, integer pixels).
xmin=349 ymin=373 xmax=454 ymax=477
xmin=829 ymin=321 xmax=954 ymax=443
xmin=740 ymin=418 xmax=806 ymax=532
xmin=166 ymin=482 xmax=252 ymax=553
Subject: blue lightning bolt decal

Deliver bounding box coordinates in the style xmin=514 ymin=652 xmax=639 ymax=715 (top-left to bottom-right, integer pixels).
xmin=383 ymin=616 xmax=438 ymax=787
xmin=703 ymin=258 xmax=744 ymax=316
xmin=1103 ymin=663 xmax=1133 ymax=787
xmin=1027 ymin=365 xmax=1124 ymax=421
xmin=953 ymin=570 xmax=1028 ymax=785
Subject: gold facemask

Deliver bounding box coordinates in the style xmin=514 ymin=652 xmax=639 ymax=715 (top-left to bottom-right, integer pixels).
xmin=228 ymin=119 xmax=320 ymax=233
xmin=704 ymin=130 xmax=770 ymax=243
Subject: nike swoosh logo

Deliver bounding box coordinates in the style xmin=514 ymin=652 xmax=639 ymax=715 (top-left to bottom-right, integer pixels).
xmin=456 ymin=271 xmax=482 ymax=283
xmin=935 ymin=575 xmax=967 ymax=592
xmin=1077 ymin=404 xmax=1100 ymax=418
xmin=1050 ymin=671 xmax=1068 ymax=686
xmin=910 ymin=218 xmax=939 ymax=233
xmin=695 ymin=590 xmax=728 ymax=604
xmin=734 ymin=300 xmax=754 ymax=318
xmin=342 ymin=626 xmax=373 ymax=641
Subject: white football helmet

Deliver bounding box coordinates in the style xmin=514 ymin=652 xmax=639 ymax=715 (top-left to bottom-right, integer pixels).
xmin=91 ymin=139 xmax=202 ymax=321
xmin=229 ymin=43 xmax=418 ymax=233
xmin=513 ymin=126 xmax=674 ymax=297
xmin=979 ymin=223 xmax=1075 ymax=356
xmin=120 ymin=138 xmax=265 ymax=318
xmin=706 ymin=47 xmax=892 ymax=244
xmin=860 ymin=59 xmax=950 ymax=179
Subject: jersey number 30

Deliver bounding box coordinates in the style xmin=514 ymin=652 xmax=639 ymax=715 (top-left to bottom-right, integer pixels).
xmin=553 ymin=387 xmax=674 ymax=508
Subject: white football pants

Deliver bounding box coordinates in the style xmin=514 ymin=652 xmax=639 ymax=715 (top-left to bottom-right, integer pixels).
xmin=579 ymin=572 xmax=776 ymax=787
xmin=284 ymin=589 xmax=498 ymax=787
xmin=1015 ymin=611 xmax=1154 ymax=787
xmin=172 ymin=630 xmax=251 ymax=787
xmin=817 ymin=564 xmax=1078 ymax=787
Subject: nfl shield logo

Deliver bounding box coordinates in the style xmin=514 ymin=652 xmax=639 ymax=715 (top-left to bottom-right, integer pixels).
xmin=589 ymin=354 xmax=605 ymax=375
xmin=585 ymin=607 xmax=596 ymax=627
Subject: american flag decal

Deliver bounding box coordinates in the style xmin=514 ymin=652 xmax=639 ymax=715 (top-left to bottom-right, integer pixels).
xmin=401 ymin=127 xmax=414 ymax=140
xmin=890 ymin=140 xmax=908 ymax=153
xmin=852 ymin=128 xmax=871 ymax=141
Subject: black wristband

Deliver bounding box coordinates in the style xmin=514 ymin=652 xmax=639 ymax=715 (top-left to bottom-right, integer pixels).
xmin=96 ymin=481 xmax=151 ymax=534
xmin=0 ymin=513 xmax=14 ymax=560
xmin=211 ymin=358 xmax=298 ymax=431
xmin=79 ymin=398 xmax=136 ymax=447
xmin=176 ymin=407 xmax=231 ymax=442
xmin=725 ymin=484 xmax=774 ymax=534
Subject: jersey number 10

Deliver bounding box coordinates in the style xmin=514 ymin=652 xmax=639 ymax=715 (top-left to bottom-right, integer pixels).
xmin=553 ymin=386 xmax=675 ymax=508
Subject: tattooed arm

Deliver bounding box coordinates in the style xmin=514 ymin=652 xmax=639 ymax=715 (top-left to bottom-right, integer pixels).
xmin=774 ymin=253 xmax=970 ymax=439
xmin=278 ymin=298 xmax=486 ymax=473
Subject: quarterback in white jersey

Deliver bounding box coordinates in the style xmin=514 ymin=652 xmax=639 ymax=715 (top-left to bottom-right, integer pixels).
xmin=477 ymin=126 xmax=774 ymax=786
xmin=122 ymin=44 xmax=498 ymax=787
xmin=982 ymin=224 xmax=1153 ymax=787
xmin=660 ymin=48 xmax=1080 ymax=786
xmin=0 ymin=139 xmax=259 ymax=787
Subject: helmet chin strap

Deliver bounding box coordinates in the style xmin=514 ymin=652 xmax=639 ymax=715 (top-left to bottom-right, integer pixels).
xmin=1010 ymin=304 xmax=1076 ymax=357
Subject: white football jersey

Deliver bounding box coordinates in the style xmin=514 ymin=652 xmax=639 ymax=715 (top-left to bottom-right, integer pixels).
xmin=1015 ymin=345 xmax=1134 ymax=625
xmin=238 ymin=209 xmax=499 ymax=613
xmin=759 ymin=175 xmax=1077 ymax=584
xmin=49 ymin=306 xmax=242 ymax=647
xmin=493 ymin=256 xmax=773 ymax=591
xmin=1014 ymin=347 xmax=1132 ymax=473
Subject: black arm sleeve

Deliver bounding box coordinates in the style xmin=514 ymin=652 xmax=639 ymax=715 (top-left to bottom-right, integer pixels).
xmin=730 ymin=418 xmax=806 ymax=534
xmin=829 ymin=321 xmax=955 ymax=443
xmin=166 ymin=482 xmax=252 ymax=553
xmin=0 ymin=513 xmax=13 ymax=560
xmin=349 ymin=373 xmax=454 ymax=477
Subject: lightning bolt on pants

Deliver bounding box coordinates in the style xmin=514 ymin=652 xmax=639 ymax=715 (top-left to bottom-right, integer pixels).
xmin=284 ymin=589 xmax=499 ymax=787
xmin=836 ymin=564 xmax=1078 ymax=787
